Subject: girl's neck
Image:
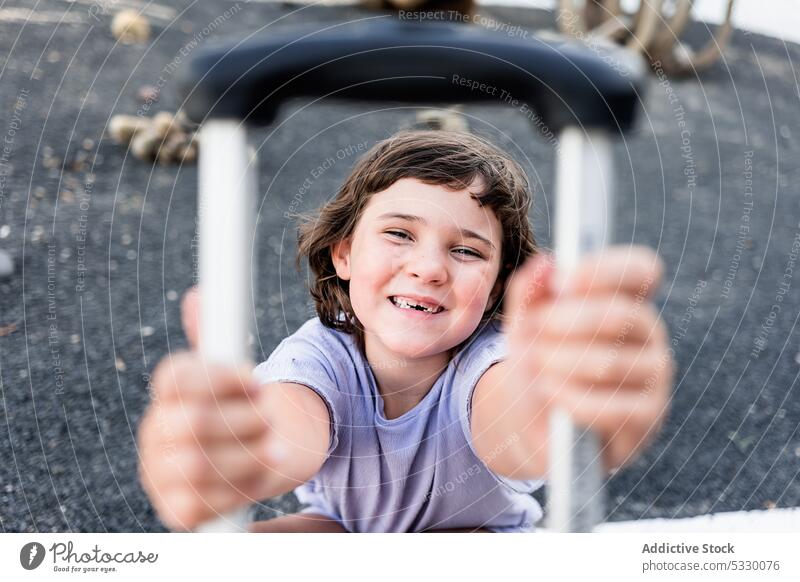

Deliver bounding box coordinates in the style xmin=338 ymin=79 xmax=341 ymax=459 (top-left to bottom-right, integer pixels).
xmin=363 ymin=333 xmax=452 ymax=420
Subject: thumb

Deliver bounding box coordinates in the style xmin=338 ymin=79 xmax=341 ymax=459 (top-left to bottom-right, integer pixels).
xmin=503 ymin=252 xmax=555 ymax=332
xmin=180 ymin=286 xmax=201 ymax=350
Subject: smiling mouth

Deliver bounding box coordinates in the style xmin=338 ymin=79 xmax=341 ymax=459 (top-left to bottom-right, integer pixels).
xmin=389 ymin=296 xmax=445 ymax=314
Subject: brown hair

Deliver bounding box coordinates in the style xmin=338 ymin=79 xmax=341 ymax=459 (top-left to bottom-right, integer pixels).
xmin=295 ymin=130 xmax=537 ymax=352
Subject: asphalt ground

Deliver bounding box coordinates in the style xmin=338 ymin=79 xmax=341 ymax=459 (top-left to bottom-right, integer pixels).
xmin=0 ymin=1 xmax=799 ymax=532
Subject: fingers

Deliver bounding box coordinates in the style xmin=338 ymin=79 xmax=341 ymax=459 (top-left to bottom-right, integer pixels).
xmin=153 ymin=474 xmax=268 ymax=531
xmin=151 ymin=352 xmax=256 ymax=403
xmin=138 ymin=421 xmax=279 ymax=531
xmin=138 ymin=410 xmax=268 ymax=494
xmin=181 ymin=286 xmax=201 ymax=350
xmin=502 ymin=253 xmax=555 ymax=332
xmin=524 ymin=296 xmax=665 ymax=345
xmin=154 ymin=437 xmax=273 ymax=488
xmin=529 ymin=342 xmax=667 ymax=388
xmin=557 ymin=245 xmax=664 ymax=299
xmin=534 ymin=350 xmax=673 ymax=471
xmin=162 ymin=399 xmax=268 ymax=444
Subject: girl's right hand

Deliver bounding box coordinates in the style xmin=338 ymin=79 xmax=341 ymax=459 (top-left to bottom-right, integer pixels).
xmin=137 ymin=288 xmax=279 ymax=530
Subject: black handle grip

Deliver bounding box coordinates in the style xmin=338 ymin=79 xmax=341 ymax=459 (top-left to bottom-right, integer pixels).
xmin=178 ymin=17 xmax=644 ymax=132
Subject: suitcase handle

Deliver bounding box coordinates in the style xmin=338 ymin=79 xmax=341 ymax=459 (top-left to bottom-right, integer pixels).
xmin=182 ymin=18 xmax=647 ymax=534
xmin=178 ymin=18 xmax=644 ymax=132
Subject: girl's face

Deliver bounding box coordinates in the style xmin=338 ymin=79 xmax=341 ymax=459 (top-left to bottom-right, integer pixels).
xmin=331 ymin=177 xmax=503 ymax=361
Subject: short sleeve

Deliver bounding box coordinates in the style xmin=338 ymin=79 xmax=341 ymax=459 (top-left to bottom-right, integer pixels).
xmin=455 ymin=321 xmax=545 ymax=495
xmin=252 ymin=320 xmax=347 ymax=457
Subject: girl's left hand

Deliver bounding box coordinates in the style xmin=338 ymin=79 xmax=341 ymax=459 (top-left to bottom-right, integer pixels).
xmin=503 ymin=245 xmax=673 ymax=472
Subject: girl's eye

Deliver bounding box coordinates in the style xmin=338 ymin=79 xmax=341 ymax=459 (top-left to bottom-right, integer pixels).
xmin=386 ymin=230 xmax=483 ymax=259
xmin=385 ymin=230 xmax=411 ymax=240
xmin=453 ymin=248 xmax=484 ymax=259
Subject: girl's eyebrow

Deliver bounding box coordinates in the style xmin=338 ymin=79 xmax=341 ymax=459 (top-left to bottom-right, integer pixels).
xmin=376 ymin=212 xmax=496 ymax=250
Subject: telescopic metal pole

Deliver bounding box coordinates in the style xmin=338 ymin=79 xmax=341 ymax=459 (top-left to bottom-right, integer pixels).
xmin=548 ymin=127 xmax=614 ymax=532
xmin=195 ymin=120 xmax=256 ymax=532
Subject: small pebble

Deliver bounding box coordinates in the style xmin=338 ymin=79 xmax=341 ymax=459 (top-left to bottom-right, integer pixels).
xmin=111 ymin=10 xmax=151 ymax=44
xmin=42 ymin=156 xmax=60 ymax=169
xmin=152 ymin=111 xmax=175 ymax=138
xmin=30 ymin=225 xmax=45 ymax=243
xmin=109 ymin=115 xmax=149 ymax=144
xmin=137 ymin=85 xmax=159 ymax=104
xmin=130 ymin=128 xmax=161 ymax=161
xmin=0 ymin=250 xmax=14 ymax=278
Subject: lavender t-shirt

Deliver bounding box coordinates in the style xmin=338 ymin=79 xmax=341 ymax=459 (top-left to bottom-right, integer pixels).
xmin=253 ymin=317 xmax=544 ymax=533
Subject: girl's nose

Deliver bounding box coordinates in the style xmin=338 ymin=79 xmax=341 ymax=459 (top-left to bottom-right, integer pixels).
xmin=406 ymin=247 xmax=448 ymax=285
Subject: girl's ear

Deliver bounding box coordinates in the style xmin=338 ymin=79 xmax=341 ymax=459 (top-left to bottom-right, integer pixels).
xmin=331 ymin=237 xmax=353 ymax=281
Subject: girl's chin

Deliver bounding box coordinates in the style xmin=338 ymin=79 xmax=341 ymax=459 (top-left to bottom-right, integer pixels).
xmin=372 ymin=332 xmax=450 ymax=360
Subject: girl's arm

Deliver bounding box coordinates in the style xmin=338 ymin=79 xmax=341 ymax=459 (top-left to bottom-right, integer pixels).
xmin=255 ymin=380 xmax=331 ymax=493
xmin=470 ymin=246 xmax=672 ymax=480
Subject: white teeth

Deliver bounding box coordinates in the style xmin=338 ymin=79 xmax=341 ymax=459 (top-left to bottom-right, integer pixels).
xmin=391 ymin=297 xmax=442 ymax=314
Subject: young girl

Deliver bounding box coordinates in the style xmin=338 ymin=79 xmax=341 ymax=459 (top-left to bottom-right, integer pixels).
xmin=138 ymin=130 xmax=672 ymax=533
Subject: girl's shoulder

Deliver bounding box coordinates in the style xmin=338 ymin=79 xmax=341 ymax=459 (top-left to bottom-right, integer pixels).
xmin=453 ymin=319 xmax=506 ymax=366
xmin=269 ymin=317 xmax=358 ymax=366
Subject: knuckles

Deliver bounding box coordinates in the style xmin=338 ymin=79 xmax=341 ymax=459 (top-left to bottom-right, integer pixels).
xmin=157 ymin=491 xmax=203 ymax=531
xmin=174 ymin=404 xmax=211 ymax=444
xmin=179 ymin=449 xmax=212 ymax=484
xmin=151 ymin=352 xmax=196 ymax=400
xmin=618 ymin=245 xmax=665 ymax=287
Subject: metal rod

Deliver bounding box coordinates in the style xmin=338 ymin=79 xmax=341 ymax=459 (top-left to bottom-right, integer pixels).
xmin=548 ymin=127 xmax=614 ymax=532
xmin=195 ymin=120 xmax=256 ymax=533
